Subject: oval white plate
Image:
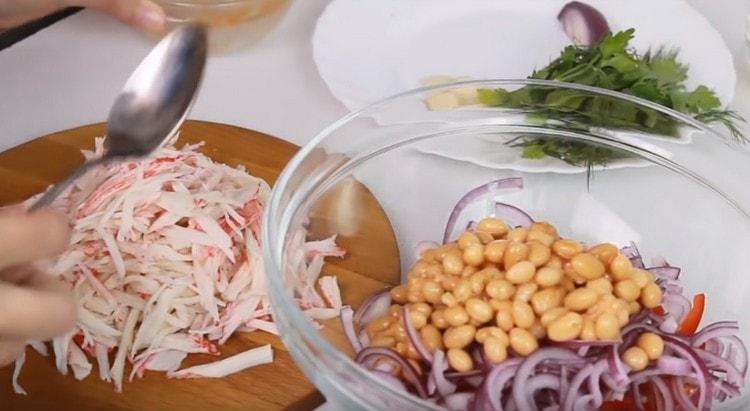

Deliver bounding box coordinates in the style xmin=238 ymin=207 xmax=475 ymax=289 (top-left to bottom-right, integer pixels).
xmin=313 ymin=0 xmax=735 ymax=173
xmin=313 ymin=0 xmax=736 ymax=111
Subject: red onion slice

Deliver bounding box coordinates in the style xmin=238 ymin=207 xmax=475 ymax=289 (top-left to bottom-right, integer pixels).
xmin=443 ymin=392 xmax=473 ymax=410
xmin=607 ymin=344 xmax=632 ymax=387
xmin=431 ymin=350 xmax=457 ymax=397
xmin=353 ymin=288 xmax=392 ymax=326
xmin=620 ymin=243 xmax=645 ymax=269
xmin=512 ymin=347 xmax=582 ymax=410
xmin=493 ymin=202 xmax=534 ymax=229
xmin=723 ymin=335 xmax=748 ymax=376
xmin=481 ymin=357 xmax=524 ymax=411
xmin=355 ymin=347 xmax=428 ymax=398
xmin=662 ymin=335 xmax=712 ymax=410
xmin=402 ymin=305 xmax=433 ymax=363
xmin=659 ymin=316 xmax=679 ymax=334
xmin=370 ymin=370 xmax=408 ymax=392
xmin=340 ymin=306 xmax=362 ymax=353
xmin=648 ymin=266 xmax=681 ymax=280
xmin=562 ymin=364 xmax=595 ymax=411
xmin=442 ymin=177 xmax=523 ymax=243
xmin=651 ymin=376 xmax=676 ymax=411
xmin=692 ymin=321 xmax=740 ymax=347
xmin=696 ymin=348 xmax=744 ymax=387
xmin=557 ymin=1 xmax=610 ymax=47
xmin=662 ymin=293 xmax=692 ymax=323
xmin=657 ymin=355 xmax=693 ymax=376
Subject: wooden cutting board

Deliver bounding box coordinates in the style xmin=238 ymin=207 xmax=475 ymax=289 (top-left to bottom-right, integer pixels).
xmin=0 ymin=121 xmax=401 ymax=411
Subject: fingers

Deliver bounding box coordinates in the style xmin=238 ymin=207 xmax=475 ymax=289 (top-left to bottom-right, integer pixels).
xmin=66 ymin=0 xmax=166 ymax=32
xmin=0 ymin=275 xmax=76 ymax=340
xmin=0 ymin=0 xmax=165 ymax=32
xmin=0 ymin=208 xmax=71 ymax=272
xmin=0 ymin=339 xmax=25 ymax=368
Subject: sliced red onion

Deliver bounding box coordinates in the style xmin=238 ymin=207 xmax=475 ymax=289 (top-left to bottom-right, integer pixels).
xmin=431 ymin=350 xmax=457 ymax=397
xmin=482 ymin=357 xmax=524 ymax=411
xmin=445 ymin=369 xmax=484 ymax=380
xmin=371 ymin=370 xmax=408 ymax=392
xmin=572 ymin=394 xmax=595 ymax=410
xmin=587 ymin=360 xmax=609 ymax=408
xmin=692 ymin=321 xmax=740 ymax=347
xmin=608 ymin=345 xmax=632 ymax=387
xmin=659 ymin=280 xmax=684 ymax=296
xmin=651 ymin=376 xmax=676 ymax=411
xmin=402 ymin=305 xmax=433 ymax=363
xmin=662 ymin=293 xmax=692 ymax=323
xmin=620 ymin=243 xmax=645 ymax=269
xmin=340 ymin=305 xmax=362 ymax=353
xmin=358 ymin=330 xmax=370 ymax=348
xmin=657 ymin=355 xmax=693 ymax=376
xmin=562 ymin=339 xmax=618 ymax=348
xmin=513 ymin=347 xmax=582 ymax=411
xmin=373 ymin=361 xmax=395 ymax=373
xmin=414 ymin=240 xmax=439 ymax=260
xmin=562 ymin=364 xmax=595 ymax=411
xmin=465 ymin=375 xmax=484 ymax=388
xmin=354 ymin=288 xmax=392 ymax=326
xmin=493 ymin=202 xmax=534 ymax=229
xmin=443 ymin=392 xmax=474 ymax=410
xmin=723 ymin=335 xmax=748 ymax=376
xmin=632 ymin=380 xmax=646 ymax=411
xmin=527 ymin=374 xmax=562 ymax=403
xmin=557 ymin=1 xmax=610 ymax=46
xmin=714 ymin=379 xmax=741 ymax=398
xmin=671 ymin=375 xmax=698 ymax=411
xmin=662 ymin=335 xmax=712 ymax=410
xmin=659 ymin=316 xmax=679 ymax=334
xmin=695 ymin=348 xmax=744 ymax=387
xmin=648 ymin=266 xmax=681 ymax=280
xmin=355 ymin=347 xmax=428 ymax=398
xmin=442 ymin=177 xmax=524 ymax=243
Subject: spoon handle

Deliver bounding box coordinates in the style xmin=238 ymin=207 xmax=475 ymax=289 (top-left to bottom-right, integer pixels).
xmin=29 ymin=157 xmax=109 ymax=212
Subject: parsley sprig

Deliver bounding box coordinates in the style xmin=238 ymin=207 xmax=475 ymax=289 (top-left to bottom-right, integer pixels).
xmin=477 ymin=29 xmax=746 ymax=168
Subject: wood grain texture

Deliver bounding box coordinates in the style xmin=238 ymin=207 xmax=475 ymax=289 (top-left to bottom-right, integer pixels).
xmin=0 ymin=121 xmax=401 ymax=411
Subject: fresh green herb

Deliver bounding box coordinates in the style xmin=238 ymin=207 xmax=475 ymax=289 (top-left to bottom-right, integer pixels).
xmin=478 ymin=28 xmax=746 ymax=168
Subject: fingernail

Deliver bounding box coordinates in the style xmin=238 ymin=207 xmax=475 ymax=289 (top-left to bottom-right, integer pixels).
xmin=135 ymin=1 xmax=166 ymax=32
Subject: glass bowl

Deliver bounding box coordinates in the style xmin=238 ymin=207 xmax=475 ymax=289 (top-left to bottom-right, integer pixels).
xmin=154 ymin=0 xmax=291 ymax=53
xmin=262 ymin=79 xmax=750 ymax=410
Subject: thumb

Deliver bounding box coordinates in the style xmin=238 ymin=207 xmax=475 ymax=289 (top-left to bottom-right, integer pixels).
xmin=0 ymin=208 xmax=71 ymax=272
xmin=67 ymin=0 xmax=166 ymax=32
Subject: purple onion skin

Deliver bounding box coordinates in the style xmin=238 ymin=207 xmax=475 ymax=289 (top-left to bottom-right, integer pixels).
xmin=558 ymin=1 xmax=610 ymax=47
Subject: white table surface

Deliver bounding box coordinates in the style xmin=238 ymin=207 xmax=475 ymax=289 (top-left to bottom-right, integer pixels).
xmin=0 ymin=0 xmax=749 ymax=152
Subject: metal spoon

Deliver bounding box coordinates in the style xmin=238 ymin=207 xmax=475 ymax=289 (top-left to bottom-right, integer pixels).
xmin=30 ymin=24 xmax=207 ymax=211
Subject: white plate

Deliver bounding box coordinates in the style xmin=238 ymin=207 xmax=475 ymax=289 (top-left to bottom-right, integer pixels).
xmin=312 ymin=0 xmax=735 ymax=173
xmin=313 ymin=0 xmax=736 ymax=111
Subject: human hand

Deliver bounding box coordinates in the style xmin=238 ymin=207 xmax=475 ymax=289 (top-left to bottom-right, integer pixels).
xmin=0 ymin=207 xmax=76 ymax=367
xmin=0 ymin=0 xmax=166 ymax=32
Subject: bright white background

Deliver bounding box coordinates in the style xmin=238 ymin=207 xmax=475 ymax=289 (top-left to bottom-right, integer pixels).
xmin=0 ymin=0 xmax=749 ymax=152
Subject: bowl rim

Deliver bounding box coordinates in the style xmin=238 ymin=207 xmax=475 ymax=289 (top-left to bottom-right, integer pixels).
xmin=261 ymin=78 xmax=745 ymax=408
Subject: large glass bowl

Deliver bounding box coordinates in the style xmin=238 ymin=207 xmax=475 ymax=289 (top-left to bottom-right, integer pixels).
xmin=262 ymin=79 xmax=750 ymax=410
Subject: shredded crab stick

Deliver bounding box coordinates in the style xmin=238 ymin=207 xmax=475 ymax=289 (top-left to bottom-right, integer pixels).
xmin=11 ymin=136 xmax=344 ymax=394
xmin=167 ymin=344 xmax=273 ymax=379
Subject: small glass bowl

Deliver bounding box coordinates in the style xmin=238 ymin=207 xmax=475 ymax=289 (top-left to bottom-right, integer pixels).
xmin=263 ymin=79 xmax=750 ymax=410
xmin=154 ymin=0 xmax=291 ymax=53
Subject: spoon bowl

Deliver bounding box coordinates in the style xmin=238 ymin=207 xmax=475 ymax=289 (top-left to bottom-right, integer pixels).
xmin=107 ymin=24 xmax=207 ymax=157
xmin=30 ymin=24 xmax=207 ymax=210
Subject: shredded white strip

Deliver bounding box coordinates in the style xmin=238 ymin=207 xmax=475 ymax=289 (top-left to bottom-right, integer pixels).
xmin=167 ymin=345 xmax=273 ymax=379
xmin=12 ymin=351 xmax=27 ymax=395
